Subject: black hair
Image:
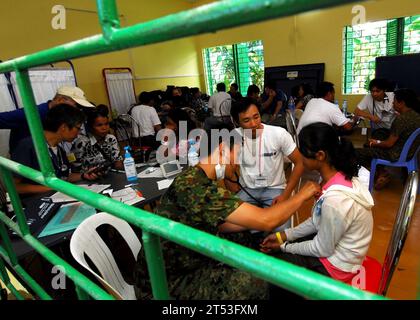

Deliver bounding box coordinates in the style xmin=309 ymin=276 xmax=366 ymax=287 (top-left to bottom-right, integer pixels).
xmin=201 ymin=122 xmax=242 ymax=160
xmin=216 ymin=83 xmax=226 ymax=92
xmin=264 ymin=81 xmax=276 ymax=90
xmin=190 ymin=87 xmax=200 ymax=95
xmin=138 ymin=91 xmax=154 ymax=105
xmin=369 ymin=78 xmax=390 ymax=91
xmin=316 ymin=81 xmax=335 ymax=98
xmin=44 ymin=104 xmax=86 ymax=132
xmin=166 ymin=108 xmax=197 ymax=135
xmin=394 ymin=88 xmax=420 ymax=113
xmin=298 ymin=122 xmax=359 ymax=180
xmin=85 ymin=104 xmax=109 ymax=133
xmin=247 ymin=84 xmax=260 ymax=97
xmin=230 ymin=97 xmax=260 ymax=124
xmin=230 ymin=83 xmax=239 ymax=90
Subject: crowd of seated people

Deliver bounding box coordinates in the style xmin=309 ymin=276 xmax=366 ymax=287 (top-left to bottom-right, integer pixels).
xmin=1 ymin=75 xmax=419 ymax=300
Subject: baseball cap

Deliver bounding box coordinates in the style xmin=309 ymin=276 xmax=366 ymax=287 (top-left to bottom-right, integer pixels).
xmin=56 ymin=86 xmax=95 ymax=108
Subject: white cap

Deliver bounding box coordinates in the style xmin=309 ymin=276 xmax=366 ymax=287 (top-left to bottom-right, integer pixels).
xmin=56 ymin=86 xmax=95 ymax=108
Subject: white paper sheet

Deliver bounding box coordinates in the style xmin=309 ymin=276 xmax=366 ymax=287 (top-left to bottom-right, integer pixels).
xmin=111 ymin=187 xmax=145 ymax=205
xmin=157 ymin=179 xmax=174 ymax=190
xmin=49 ymin=184 xmax=111 ymax=203
xmin=137 ymin=167 xmax=164 ymax=178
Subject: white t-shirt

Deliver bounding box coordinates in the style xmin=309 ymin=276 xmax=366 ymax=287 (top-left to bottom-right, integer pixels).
xmin=297 ymin=98 xmax=350 ymax=134
xmin=236 ymin=124 xmax=296 ymax=189
xmin=357 ymin=92 xmax=396 ymax=129
xmin=208 ymin=92 xmax=231 ymax=117
xmin=130 ymin=104 xmax=161 ymax=137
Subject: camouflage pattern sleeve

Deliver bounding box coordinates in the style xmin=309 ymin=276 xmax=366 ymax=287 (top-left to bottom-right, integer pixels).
xmin=156 ymin=166 xmax=242 ymax=234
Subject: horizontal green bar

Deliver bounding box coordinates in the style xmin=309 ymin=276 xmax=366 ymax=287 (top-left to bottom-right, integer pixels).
xmin=0 ymin=214 xmax=114 ymax=300
xmin=0 ymin=158 xmax=385 ymax=300
xmin=0 ymin=0 xmax=363 ymax=73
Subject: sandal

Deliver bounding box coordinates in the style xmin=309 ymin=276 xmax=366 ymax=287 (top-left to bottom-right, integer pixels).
xmin=374 ymin=174 xmax=391 ymax=190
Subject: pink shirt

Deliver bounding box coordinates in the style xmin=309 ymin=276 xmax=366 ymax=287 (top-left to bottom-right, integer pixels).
xmin=318 ymin=172 xmax=355 ymax=282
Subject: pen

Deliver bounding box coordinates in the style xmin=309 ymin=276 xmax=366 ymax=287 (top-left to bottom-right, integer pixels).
xmin=110 ymin=169 xmax=125 ymax=174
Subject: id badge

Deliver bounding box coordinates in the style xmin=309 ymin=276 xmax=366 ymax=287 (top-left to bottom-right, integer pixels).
xmin=67 ymin=152 xmax=76 ymax=163
xmin=255 ymin=175 xmax=268 ymax=188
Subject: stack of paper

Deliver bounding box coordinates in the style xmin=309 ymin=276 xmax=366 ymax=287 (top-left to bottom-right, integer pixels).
xmin=111 ymin=187 xmax=145 ymax=205
xmin=49 ymin=184 xmax=111 ymax=203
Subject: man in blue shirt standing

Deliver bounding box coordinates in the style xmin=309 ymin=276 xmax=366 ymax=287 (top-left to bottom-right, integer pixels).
xmin=0 ymin=86 xmax=95 ymax=154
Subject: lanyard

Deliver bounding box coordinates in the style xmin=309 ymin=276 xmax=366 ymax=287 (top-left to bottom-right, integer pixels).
xmin=258 ymin=131 xmax=263 ymax=176
xmin=47 ymin=144 xmax=65 ymax=174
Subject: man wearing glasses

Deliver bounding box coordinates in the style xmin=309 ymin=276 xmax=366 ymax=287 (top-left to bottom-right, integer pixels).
xmin=354 ymin=78 xmax=396 ymax=140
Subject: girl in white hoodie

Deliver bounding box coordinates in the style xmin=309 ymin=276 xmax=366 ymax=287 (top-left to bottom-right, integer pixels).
xmin=261 ymin=122 xmax=374 ymax=296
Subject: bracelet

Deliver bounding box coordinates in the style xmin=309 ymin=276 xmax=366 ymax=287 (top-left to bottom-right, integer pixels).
xmin=275 ymin=232 xmax=284 ymax=245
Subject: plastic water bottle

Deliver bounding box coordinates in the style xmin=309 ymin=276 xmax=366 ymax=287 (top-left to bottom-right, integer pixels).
xmin=123 ymin=146 xmax=137 ymax=182
xmin=334 ymin=100 xmax=339 ymax=108
xmin=287 ymin=96 xmax=296 ymax=116
xmin=187 ymin=139 xmax=199 ymax=167
xmin=342 ymin=99 xmax=348 ymax=116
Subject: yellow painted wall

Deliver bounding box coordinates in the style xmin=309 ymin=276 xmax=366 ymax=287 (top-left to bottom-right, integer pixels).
xmin=0 ymin=0 xmax=201 ymax=106
xmin=193 ymin=0 xmax=420 ymax=111
xmin=1 ymin=0 xmax=418 ymax=111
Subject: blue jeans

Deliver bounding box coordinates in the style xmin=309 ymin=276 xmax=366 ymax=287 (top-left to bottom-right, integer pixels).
xmin=237 ymin=187 xmax=291 ymax=232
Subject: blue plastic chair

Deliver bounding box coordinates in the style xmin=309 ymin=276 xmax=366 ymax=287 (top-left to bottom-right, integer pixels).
xmin=369 ymin=128 xmax=420 ymax=193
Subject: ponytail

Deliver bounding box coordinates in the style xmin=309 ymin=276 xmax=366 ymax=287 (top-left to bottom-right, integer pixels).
xmin=298 ymin=123 xmax=359 ymax=180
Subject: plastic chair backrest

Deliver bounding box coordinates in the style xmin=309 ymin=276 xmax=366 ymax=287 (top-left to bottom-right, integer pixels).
xmin=285 ymin=109 xmax=299 ymax=148
xmin=219 ymin=99 xmax=232 ymax=117
xmin=70 ymin=212 xmax=142 ymax=300
xmin=396 ymin=128 xmax=420 ymax=163
xmin=115 ymin=114 xmax=141 ymax=145
xmin=379 ymin=171 xmax=418 ymax=295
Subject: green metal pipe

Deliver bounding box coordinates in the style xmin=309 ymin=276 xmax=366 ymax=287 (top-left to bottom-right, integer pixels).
xmin=75 ymin=284 xmax=91 ymax=300
xmin=0 ymin=159 xmax=386 ymax=300
xmin=142 ymin=231 xmax=170 ymax=300
xmin=14 ymin=70 xmax=55 ymax=178
xmin=0 ymin=0 xmax=364 ymax=73
xmin=0 ymin=213 xmax=114 ymax=300
xmin=0 ymin=219 xmax=19 ymax=266
xmin=0 ymin=247 xmax=52 ymax=300
xmin=96 ymin=0 xmax=120 ymax=40
xmin=0 ymin=257 xmax=25 ymax=300
xmin=0 ymin=167 xmax=30 ymax=236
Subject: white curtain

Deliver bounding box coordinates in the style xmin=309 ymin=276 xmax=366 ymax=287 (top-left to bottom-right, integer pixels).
xmin=10 ymin=69 xmax=76 ymax=108
xmin=0 ymin=74 xmax=16 ymax=157
xmin=104 ymin=70 xmax=137 ymax=115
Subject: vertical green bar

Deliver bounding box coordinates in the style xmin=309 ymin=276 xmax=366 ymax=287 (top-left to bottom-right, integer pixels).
xmin=0 ymin=255 xmax=11 ymax=286
xmin=0 ymin=168 xmax=30 ymax=236
xmin=14 ymin=70 xmax=55 ymax=177
xmin=0 ymin=221 xmax=19 ymax=266
xmin=142 ymin=231 xmax=170 ymax=300
xmin=96 ymin=0 xmax=120 ymax=39
xmin=205 ymin=49 xmax=214 ymax=95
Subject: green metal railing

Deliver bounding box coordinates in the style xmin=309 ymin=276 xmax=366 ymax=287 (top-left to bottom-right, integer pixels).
xmin=0 ymin=0 xmax=387 ymax=300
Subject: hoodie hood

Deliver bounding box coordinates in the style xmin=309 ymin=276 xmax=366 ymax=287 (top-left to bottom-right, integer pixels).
xmin=320 ymin=177 xmax=374 ymax=210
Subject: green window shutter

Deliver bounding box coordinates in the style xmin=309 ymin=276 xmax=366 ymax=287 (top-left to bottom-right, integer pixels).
xmin=343 ymin=26 xmax=354 ymax=94
xmin=386 ymin=18 xmax=404 ymax=55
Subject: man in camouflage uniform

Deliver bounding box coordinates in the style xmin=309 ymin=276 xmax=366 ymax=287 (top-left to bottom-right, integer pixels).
xmin=135 ymin=165 xmax=269 ymax=300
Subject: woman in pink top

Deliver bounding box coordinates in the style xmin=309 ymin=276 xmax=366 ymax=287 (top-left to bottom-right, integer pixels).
xmin=261 ymin=122 xmax=374 ymax=299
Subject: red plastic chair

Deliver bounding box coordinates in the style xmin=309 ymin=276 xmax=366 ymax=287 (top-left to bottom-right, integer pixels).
xmin=346 ymin=172 xmax=418 ymax=295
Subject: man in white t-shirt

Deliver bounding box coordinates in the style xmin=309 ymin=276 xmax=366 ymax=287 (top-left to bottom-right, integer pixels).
xmin=130 ymin=91 xmax=162 ymax=149
xmin=297 ymin=81 xmax=353 ymax=134
xmin=204 ymin=83 xmax=232 ymax=130
xmin=231 ymin=98 xmax=304 ymax=232
xmin=354 ymin=78 xmax=396 ymax=140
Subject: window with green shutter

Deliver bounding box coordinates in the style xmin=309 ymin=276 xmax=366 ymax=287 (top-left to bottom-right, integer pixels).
xmin=203 ymin=40 xmax=264 ymax=96
xmin=343 ymin=15 xmax=420 ymax=94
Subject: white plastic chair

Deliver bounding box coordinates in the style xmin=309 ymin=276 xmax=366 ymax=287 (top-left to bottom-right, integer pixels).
xmin=70 ymin=212 xmax=141 ymax=300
